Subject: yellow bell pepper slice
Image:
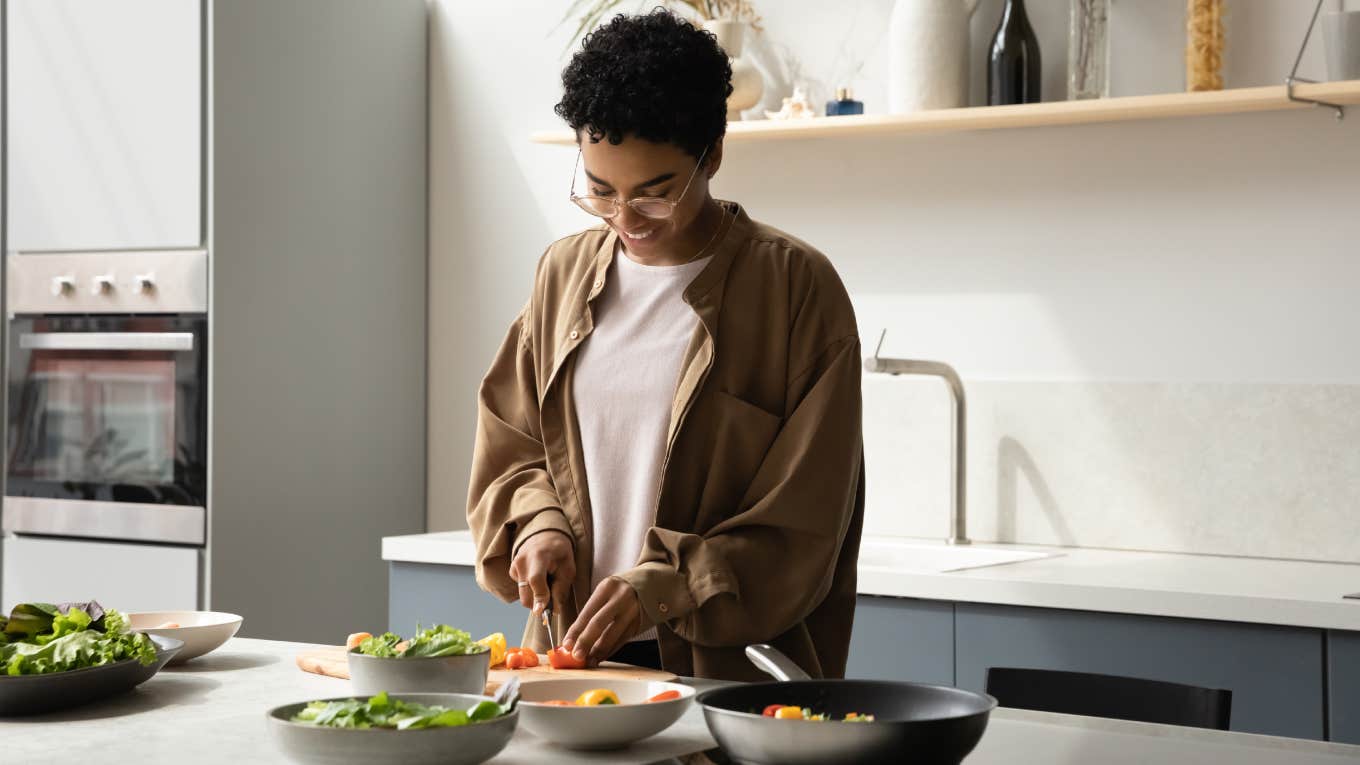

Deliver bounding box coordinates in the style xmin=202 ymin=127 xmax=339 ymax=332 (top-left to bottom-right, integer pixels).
xmin=575 ymin=688 xmax=621 ymax=706
xmin=476 ymin=632 xmax=507 ymax=667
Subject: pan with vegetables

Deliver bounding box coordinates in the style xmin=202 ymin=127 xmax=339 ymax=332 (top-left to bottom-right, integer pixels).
xmin=696 ymin=644 xmax=995 ymax=765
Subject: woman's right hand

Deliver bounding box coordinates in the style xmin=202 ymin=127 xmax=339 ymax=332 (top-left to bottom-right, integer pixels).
xmin=508 ymin=529 xmax=576 ymax=619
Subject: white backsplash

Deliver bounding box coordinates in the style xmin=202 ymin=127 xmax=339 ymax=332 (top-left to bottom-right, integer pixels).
xmin=863 ymin=375 xmax=1360 ymax=563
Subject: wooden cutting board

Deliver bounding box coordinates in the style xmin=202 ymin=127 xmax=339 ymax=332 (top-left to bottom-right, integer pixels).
xmin=295 ymin=646 xmax=676 ymax=694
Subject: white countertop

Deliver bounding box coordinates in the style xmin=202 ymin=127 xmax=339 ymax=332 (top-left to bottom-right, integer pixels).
xmin=383 ymin=531 xmax=1360 ymax=632
xmin=6 ymin=637 xmax=1359 ymax=764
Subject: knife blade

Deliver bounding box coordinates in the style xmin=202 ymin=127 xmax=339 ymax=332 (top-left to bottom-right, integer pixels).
xmin=542 ymin=573 xmax=557 ymax=649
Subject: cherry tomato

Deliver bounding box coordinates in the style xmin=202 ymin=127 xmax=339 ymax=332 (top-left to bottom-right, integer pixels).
xmin=762 ymin=704 xmax=784 ymax=717
xmin=548 ymin=647 xmax=587 ymax=670
xmin=647 ymin=690 xmax=682 ymax=703
xmin=502 ymin=647 xmax=539 ymax=669
xmin=775 ymin=706 xmax=805 ymax=720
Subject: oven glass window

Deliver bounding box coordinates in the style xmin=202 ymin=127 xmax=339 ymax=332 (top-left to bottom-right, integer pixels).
xmin=6 ymin=315 xmax=207 ymax=506
xmin=13 ymin=354 xmax=177 ymax=485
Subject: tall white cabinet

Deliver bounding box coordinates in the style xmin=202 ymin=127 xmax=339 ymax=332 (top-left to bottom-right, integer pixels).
xmin=6 ymin=0 xmax=201 ymax=251
xmin=2 ymin=0 xmax=428 ymax=643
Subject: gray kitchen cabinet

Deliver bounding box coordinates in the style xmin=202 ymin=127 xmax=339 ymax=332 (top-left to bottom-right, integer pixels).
xmin=847 ymin=596 xmax=954 ymax=685
xmin=1330 ymin=630 xmax=1360 ymax=744
xmin=389 ymin=562 xmax=526 ymax=639
xmin=6 ymin=0 xmax=201 ymax=251
xmin=208 ymin=0 xmax=427 ymax=644
xmin=955 ymin=603 xmax=1324 ymax=740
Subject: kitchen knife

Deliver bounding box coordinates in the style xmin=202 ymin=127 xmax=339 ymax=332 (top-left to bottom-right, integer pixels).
xmin=543 ymin=573 xmax=557 ymax=648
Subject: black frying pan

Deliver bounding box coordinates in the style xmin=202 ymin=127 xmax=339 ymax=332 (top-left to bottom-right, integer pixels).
xmin=696 ymin=645 xmax=996 ymax=765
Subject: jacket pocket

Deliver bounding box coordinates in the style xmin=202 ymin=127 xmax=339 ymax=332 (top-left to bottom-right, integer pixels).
xmin=697 ymin=391 xmax=783 ymax=516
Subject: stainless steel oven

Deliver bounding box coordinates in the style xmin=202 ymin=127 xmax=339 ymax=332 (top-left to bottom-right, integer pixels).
xmin=3 ymin=250 xmax=208 ymax=546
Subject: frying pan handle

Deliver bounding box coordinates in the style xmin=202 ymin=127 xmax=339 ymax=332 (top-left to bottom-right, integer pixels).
xmin=745 ymin=644 xmax=812 ymax=681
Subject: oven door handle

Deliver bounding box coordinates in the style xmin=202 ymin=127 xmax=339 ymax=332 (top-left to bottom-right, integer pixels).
xmin=18 ymin=332 xmax=195 ymax=352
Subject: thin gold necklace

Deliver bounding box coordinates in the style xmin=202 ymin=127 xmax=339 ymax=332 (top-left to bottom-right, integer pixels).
xmin=683 ymin=205 xmax=728 ymax=264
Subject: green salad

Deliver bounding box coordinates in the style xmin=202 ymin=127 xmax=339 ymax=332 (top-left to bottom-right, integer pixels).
xmin=292 ymin=691 xmax=509 ymax=729
xmin=357 ymin=624 xmax=486 ymax=659
xmin=0 ymin=601 xmax=157 ymax=676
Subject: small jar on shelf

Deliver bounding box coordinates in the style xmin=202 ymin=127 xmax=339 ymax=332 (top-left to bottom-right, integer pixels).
xmin=825 ymin=87 xmax=864 ymax=116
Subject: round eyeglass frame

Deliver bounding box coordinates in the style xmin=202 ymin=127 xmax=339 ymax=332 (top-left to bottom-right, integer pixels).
xmin=568 ymin=146 xmax=708 ymax=220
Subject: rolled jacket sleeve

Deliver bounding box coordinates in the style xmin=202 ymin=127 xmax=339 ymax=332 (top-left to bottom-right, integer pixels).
xmin=615 ymin=334 xmax=863 ymax=646
xmin=466 ymin=305 xmax=571 ymax=603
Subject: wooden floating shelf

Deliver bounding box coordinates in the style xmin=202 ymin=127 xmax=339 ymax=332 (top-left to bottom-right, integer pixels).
xmin=530 ymin=80 xmax=1360 ymax=146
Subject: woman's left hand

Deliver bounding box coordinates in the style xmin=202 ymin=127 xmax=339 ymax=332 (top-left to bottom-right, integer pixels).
xmin=561 ymin=577 xmax=643 ymax=665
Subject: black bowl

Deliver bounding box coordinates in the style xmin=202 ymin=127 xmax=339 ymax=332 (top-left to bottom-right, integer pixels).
xmin=0 ymin=633 xmax=183 ymax=716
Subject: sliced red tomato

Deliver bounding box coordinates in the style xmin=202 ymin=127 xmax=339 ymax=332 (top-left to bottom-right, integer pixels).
xmin=762 ymin=704 xmax=785 ymax=717
xmin=647 ymin=690 xmax=682 ymax=703
xmin=548 ymin=647 xmax=588 ymax=670
xmin=503 ymin=647 xmax=540 ymax=670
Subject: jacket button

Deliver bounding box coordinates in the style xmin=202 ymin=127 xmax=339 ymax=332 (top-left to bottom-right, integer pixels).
xmin=657 ymin=602 xmax=669 ymax=614
xmin=569 ymin=330 xmax=579 ymax=340
xmin=593 ymin=280 xmax=602 ymax=290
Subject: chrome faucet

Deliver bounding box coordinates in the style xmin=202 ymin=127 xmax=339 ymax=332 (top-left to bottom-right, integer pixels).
xmin=863 ymin=330 xmax=970 ymax=546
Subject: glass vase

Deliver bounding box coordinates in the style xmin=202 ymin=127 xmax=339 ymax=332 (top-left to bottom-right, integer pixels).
xmin=1067 ymin=0 xmax=1109 ymax=100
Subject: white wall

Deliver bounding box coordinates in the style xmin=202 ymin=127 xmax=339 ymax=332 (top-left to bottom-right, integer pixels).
xmin=429 ymin=0 xmax=1360 ymax=563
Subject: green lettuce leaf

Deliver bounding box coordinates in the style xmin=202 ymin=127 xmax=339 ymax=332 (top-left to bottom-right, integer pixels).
xmin=400 ymin=624 xmax=482 ymax=658
xmin=0 ymin=602 xmax=155 ymax=675
xmin=291 ymin=693 xmax=505 ymax=729
xmin=356 ymin=632 xmax=402 ymax=658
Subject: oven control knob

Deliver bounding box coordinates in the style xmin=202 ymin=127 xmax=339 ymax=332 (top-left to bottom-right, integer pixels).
xmin=135 ymin=272 xmax=157 ymax=294
xmin=92 ymin=274 xmax=116 ymax=296
xmin=51 ymin=276 xmax=76 ymax=297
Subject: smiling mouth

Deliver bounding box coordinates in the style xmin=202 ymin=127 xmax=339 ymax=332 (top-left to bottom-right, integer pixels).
xmin=621 ymin=227 xmax=655 ymax=241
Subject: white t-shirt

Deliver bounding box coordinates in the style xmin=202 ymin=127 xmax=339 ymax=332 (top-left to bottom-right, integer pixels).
xmin=571 ymin=245 xmax=712 ymax=642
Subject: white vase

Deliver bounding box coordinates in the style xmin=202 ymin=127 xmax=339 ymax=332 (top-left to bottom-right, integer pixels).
xmin=705 ymin=19 xmax=764 ymax=121
xmin=888 ymin=0 xmax=981 ymax=113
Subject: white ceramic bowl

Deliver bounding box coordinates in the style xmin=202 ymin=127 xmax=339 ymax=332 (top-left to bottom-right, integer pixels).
xmin=127 ymin=611 xmax=243 ymax=664
xmin=517 ymin=678 xmax=694 ymax=750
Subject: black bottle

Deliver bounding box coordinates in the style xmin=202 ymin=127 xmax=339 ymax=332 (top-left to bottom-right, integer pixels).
xmin=987 ymin=0 xmax=1041 ymax=105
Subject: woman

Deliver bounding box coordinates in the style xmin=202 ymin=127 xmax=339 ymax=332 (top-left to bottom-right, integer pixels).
xmin=467 ymin=9 xmax=864 ymax=681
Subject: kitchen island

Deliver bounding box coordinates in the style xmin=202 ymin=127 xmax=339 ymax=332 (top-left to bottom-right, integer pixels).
xmin=385 ymin=531 xmax=1360 ymax=742
xmin=4 ymin=638 xmax=1358 ymax=764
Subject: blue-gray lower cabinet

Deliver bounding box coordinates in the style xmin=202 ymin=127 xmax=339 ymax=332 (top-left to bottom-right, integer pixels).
xmin=389 ymin=562 xmax=526 ymax=638
xmin=954 ymin=603 xmax=1324 ymax=740
xmin=1330 ymin=630 xmax=1360 ymax=744
xmin=846 ymin=597 xmax=954 ymax=685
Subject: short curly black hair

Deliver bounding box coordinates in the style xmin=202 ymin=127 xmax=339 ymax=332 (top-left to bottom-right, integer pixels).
xmin=554 ymin=8 xmax=732 ymax=159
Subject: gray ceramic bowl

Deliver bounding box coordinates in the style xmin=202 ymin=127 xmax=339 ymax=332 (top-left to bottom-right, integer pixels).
xmin=346 ymin=647 xmax=491 ymax=695
xmin=267 ymin=692 xmax=517 ymax=765
xmin=0 ymin=634 xmax=183 ymax=716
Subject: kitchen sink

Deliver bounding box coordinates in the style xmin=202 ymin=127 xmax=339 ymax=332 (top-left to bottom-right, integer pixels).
xmin=857 ymin=540 xmax=1058 ymax=573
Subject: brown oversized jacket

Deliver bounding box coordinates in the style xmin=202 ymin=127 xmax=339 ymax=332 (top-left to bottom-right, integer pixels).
xmin=466 ymin=202 xmax=865 ymax=681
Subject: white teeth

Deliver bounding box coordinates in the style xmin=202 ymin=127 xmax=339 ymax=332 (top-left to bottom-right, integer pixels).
xmin=625 ymin=229 xmax=652 ymax=240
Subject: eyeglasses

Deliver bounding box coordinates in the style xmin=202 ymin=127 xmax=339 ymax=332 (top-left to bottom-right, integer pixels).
xmin=569 ymin=147 xmax=708 ymax=220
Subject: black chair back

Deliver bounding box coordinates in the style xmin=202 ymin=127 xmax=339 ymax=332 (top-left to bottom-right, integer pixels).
xmin=986 ymin=667 xmax=1232 ymax=731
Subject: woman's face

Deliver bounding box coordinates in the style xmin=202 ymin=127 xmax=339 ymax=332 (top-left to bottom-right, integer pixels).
xmin=578 ymin=134 xmax=720 ymax=261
